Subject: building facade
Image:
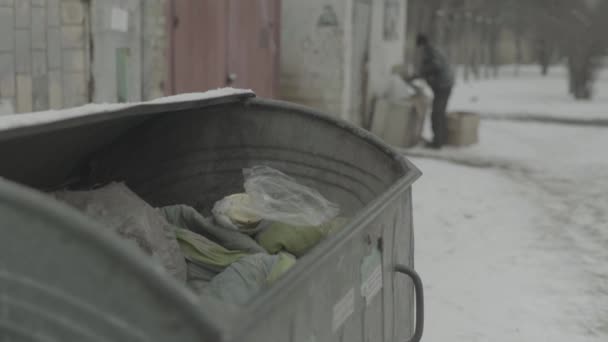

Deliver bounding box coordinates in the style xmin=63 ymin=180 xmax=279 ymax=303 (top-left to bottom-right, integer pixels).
xmin=280 ymin=0 xmax=408 ymax=125
xmin=0 ymin=0 xmax=166 ymax=114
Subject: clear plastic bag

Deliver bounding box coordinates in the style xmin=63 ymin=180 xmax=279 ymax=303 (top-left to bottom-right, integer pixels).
xmin=236 ymin=165 xmax=340 ymax=227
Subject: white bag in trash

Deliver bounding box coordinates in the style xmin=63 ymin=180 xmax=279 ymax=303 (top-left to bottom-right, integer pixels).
xmin=212 ymin=193 xmax=262 ymax=232
xmin=236 ymin=166 xmax=339 ymax=227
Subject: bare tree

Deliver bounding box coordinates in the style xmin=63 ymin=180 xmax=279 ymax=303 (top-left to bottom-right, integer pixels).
xmin=407 ymin=0 xmax=607 ymax=100
xmin=527 ymin=0 xmax=608 ymax=99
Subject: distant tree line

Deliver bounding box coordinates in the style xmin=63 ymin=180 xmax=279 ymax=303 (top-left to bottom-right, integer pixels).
xmin=406 ymin=0 xmax=608 ymax=100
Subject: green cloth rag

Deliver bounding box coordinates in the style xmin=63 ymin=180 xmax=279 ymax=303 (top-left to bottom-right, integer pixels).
xmin=175 ymin=228 xmax=247 ymax=269
xmin=256 ymin=218 xmax=349 ymax=257
xmin=267 ymin=252 xmax=296 ymax=284
xmin=159 ymin=204 xmax=266 ymax=254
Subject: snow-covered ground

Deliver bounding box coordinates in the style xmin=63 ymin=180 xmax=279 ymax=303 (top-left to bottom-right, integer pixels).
xmin=1 ymin=62 xmax=605 ymax=340
xmin=407 ymin=67 xmax=608 ymax=342
xmin=449 ymin=65 xmax=608 ymax=121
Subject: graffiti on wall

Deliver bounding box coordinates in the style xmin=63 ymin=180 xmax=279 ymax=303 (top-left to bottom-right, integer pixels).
xmin=318 ymin=5 xmax=339 ymax=27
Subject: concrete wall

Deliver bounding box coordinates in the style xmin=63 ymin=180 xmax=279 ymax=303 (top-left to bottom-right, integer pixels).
xmin=0 ymin=0 xmax=167 ymax=114
xmin=280 ymin=0 xmax=349 ymax=119
xmin=90 ymin=0 xmax=166 ymax=103
xmin=0 ymin=0 xmax=90 ymax=113
xmin=366 ymin=0 xmax=406 ymax=113
xmin=142 ymin=0 xmax=166 ymax=101
xmin=348 ymin=0 xmax=373 ymax=126
xmin=91 ymin=0 xmax=143 ymax=103
xmin=280 ymin=0 xmax=408 ymax=125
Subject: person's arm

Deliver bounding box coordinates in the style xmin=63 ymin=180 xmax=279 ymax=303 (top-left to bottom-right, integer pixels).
xmin=391 ymin=65 xmax=419 ymax=83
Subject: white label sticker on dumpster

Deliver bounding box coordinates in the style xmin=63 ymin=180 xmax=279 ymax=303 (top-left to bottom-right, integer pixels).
xmin=111 ymin=7 xmax=129 ymax=32
xmin=332 ymin=288 xmax=355 ymax=332
xmin=361 ymin=264 xmax=383 ymax=305
xmin=361 ymin=247 xmax=383 ymax=306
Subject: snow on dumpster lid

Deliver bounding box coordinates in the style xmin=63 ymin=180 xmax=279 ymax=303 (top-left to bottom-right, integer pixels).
xmin=0 ymin=88 xmax=253 ymax=131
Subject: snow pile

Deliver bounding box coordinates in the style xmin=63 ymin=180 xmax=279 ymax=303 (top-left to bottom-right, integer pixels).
xmin=0 ymin=88 xmax=254 ymax=131
xmin=146 ymin=88 xmax=253 ymax=104
xmin=0 ymin=103 xmax=131 ymax=131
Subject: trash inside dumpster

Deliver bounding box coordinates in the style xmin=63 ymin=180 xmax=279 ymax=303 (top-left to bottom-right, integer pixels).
xmin=0 ymin=90 xmax=423 ymax=342
xmin=51 ymin=166 xmax=344 ymax=305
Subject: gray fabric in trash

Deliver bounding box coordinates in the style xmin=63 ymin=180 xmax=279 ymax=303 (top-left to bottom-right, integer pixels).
xmin=185 ymin=261 xmax=217 ymax=293
xmin=169 ymin=226 xmax=247 ymax=292
xmin=200 ymin=254 xmax=270 ymax=305
xmin=159 ymin=204 xmax=266 ymax=254
xmin=53 ymin=182 xmax=187 ymax=282
xmin=200 ymin=253 xmax=295 ymax=306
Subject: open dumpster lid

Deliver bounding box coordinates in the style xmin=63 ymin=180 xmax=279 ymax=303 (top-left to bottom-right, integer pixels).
xmin=0 ymin=88 xmax=255 ymax=134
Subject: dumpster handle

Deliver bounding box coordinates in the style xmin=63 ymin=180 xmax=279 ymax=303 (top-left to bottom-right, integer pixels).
xmin=394 ymin=264 xmax=424 ymax=342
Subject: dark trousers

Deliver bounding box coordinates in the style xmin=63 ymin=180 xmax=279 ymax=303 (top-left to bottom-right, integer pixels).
xmin=431 ymin=87 xmax=452 ymax=146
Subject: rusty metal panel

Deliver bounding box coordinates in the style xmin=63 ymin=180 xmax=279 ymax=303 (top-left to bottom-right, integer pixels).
xmin=168 ymin=0 xmax=228 ymax=94
xmin=167 ymin=0 xmax=280 ymax=97
xmin=227 ymin=0 xmax=280 ymax=98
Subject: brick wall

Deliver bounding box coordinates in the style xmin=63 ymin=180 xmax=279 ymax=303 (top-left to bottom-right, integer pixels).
xmin=0 ymin=0 xmax=89 ymax=113
xmin=0 ymin=0 xmax=168 ymax=114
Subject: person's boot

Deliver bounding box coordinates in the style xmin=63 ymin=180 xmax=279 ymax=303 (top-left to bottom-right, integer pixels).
xmin=424 ymin=140 xmax=443 ymax=149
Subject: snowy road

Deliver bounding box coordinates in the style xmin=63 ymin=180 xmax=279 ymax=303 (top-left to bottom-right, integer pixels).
xmin=449 ymin=66 xmax=608 ymax=122
xmin=407 ymin=119 xmax=608 ymax=342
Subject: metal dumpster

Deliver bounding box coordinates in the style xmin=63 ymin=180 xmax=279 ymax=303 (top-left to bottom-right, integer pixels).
xmin=0 ymin=91 xmax=423 ymax=342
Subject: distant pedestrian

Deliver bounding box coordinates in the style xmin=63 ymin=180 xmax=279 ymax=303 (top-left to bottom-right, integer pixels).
xmin=397 ymin=33 xmax=454 ymax=149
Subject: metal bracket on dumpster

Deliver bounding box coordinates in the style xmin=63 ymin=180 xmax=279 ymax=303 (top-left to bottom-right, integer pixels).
xmin=394 ymin=264 xmax=424 ymax=342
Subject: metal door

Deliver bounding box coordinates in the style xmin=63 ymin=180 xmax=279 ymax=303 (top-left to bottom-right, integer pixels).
xmin=91 ymin=0 xmax=142 ymax=103
xmin=167 ymin=0 xmax=228 ymax=95
xmin=227 ymin=0 xmax=280 ymax=98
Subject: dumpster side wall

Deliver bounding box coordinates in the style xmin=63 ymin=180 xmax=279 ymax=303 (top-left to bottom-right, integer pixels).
xmin=86 ymin=102 xmax=404 ymax=215
xmin=0 ymin=178 xmax=220 ymax=342
xmin=238 ymin=188 xmax=415 ymax=342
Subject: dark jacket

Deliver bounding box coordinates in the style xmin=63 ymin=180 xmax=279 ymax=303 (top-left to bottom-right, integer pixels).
xmin=414 ymin=44 xmax=454 ymax=91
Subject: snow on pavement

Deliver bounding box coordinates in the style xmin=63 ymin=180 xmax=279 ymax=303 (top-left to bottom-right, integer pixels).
xmin=408 ymin=120 xmax=608 ymax=169
xmin=408 ymin=106 xmax=608 ymax=340
xmin=413 ymin=157 xmax=606 ymax=342
xmin=449 ymin=66 xmax=608 ymax=121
